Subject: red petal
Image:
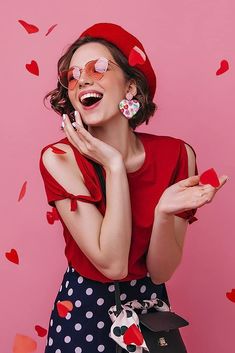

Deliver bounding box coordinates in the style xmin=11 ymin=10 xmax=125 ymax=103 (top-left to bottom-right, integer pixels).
xmin=45 ymin=24 xmax=58 ymax=36
xmin=51 ymin=146 xmax=66 ymax=154
xmin=199 ymin=168 xmax=220 ymax=187
xmin=13 ymin=334 xmax=37 ymax=353
xmin=18 ymin=20 xmax=39 ymax=34
xmin=216 ymin=59 xmax=229 ymax=75
xmin=123 ymin=323 xmax=144 ymax=346
xmin=35 ymin=325 xmax=47 ymax=337
xmin=18 ymin=181 xmax=27 ymax=201
xmin=46 ymin=211 xmax=54 ymax=224
xmin=25 ymin=60 xmax=39 ymax=76
xmin=5 ymin=248 xmax=19 ymax=264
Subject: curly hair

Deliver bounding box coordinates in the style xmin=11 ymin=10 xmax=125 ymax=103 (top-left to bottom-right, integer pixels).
xmin=44 ymin=36 xmax=157 ymax=130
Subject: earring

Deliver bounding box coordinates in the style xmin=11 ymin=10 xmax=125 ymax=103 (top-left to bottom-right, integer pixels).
xmin=119 ymin=92 xmax=140 ymax=119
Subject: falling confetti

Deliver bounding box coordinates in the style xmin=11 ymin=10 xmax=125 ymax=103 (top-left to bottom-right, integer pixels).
xmin=56 ymin=300 xmax=73 ymax=317
xmin=25 ymin=60 xmax=39 ymax=76
xmin=45 ymin=24 xmax=58 ymax=36
xmin=226 ymin=289 xmax=235 ymax=303
xmin=5 ymin=248 xmax=19 ymax=264
xmin=35 ymin=325 xmax=47 ymax=337
xmin=18 ymin=20 xmax=39 ymax=34
xmin=216 ymin=59 xmax=229 ymax=75
xmin=18 ymin=181 xmax=27 ymax=202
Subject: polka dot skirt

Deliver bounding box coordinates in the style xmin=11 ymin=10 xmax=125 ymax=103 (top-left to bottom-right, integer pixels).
xmin=44 ymin=265 xmax=169 ymax=353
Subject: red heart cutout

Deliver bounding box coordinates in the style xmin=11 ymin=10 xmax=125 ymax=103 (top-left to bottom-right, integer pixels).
xmin=13 ymin=334 xmax=37 ymax=353
xmin=35 ymin=325 xmax=47 ymax=337
xmin=129 ymin=47 xmax=145 ymax=66
xmin=25 ymin=60 xmax=39 ymax=76
xmin=226 ymin=289 xmax=235 ymax=303
xmin=5 ymin=249 xmax=19 ymax=264
xmin=51 ymin=146 xmax=66 ymax=154
xmin=18 ymin=181 xmax=27 ymax=202
xmin=56 ymin=300 xmax=73 ymax=318
xmin=199 ymin=168 xmax=220 ymax=187
xmin=45 ymin=24 xmax=58 ymax=36
xmin=216 ymin=60 xmax=229 ymax=75
xmin=123 ymin=324 xmax=144 ymax=346
xmin=18 ymin=20 xmax=39 ymax=34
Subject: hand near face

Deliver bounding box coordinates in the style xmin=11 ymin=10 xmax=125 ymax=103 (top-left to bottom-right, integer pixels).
xmin=156 ymin=174 xmax=229 ymax=216
xmin=62 ymin=111 xmax=123 ymax=171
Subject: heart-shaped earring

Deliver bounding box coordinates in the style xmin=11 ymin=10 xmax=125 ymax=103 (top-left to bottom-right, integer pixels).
xmin=119 ymin=92 xmax=140 ymax=119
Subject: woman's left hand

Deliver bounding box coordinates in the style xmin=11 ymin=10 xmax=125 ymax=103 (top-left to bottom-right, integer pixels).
xmin=156 ymin=174 xmax=228 ymax=216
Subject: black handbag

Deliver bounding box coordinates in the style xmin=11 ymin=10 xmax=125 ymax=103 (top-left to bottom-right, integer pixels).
xmin=90 ymin=160 xmax=189 ymax=353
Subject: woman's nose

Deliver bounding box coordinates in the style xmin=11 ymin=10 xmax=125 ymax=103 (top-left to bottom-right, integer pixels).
xmin=78 ymin=69 xmax=94 ymax=88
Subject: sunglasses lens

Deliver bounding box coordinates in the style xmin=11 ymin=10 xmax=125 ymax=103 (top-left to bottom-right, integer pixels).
xmin=86 ymin=60 xmax=104 ymax=80
xmin=59 ymin=68 xmax=79 ymax=90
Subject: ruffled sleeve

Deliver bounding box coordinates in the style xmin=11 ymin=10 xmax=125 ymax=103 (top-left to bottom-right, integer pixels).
xmin=39 ymin=145 xmax=102 ymax=211
xmin=172 ymin=139 xmax=199 ymax=224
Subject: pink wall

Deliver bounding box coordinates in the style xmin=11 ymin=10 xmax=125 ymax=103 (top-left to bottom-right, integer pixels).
xmin=1 ymin=0 xmax=234 ymax=352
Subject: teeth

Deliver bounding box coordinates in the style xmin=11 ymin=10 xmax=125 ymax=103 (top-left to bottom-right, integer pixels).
xmin=80 ymin=92 xmax=103 ymax=103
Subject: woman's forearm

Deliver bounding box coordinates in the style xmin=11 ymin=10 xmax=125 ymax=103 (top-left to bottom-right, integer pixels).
xmin=146 ymin=206 xmax=184 ymax=284
xmin=99 ymin=163 xmax=132 ymax=277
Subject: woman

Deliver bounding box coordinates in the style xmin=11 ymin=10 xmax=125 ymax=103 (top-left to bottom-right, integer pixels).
xmin=39 ymin=23 xmax=228 ymax=353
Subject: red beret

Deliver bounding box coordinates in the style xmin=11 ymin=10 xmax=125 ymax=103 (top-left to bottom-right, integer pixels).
xmin=79 ymin=23 xmax=156 ymax=100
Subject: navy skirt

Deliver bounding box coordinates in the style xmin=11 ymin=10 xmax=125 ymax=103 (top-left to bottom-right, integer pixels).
xmin=44 ymin=265 xmax=169 ymax=353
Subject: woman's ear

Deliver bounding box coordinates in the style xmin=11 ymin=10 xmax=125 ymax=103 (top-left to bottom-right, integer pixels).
xmin=127 ymin=79 xmax=137 ymax=97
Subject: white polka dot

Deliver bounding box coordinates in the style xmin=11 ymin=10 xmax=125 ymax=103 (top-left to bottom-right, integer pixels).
xmin=50 ymin=319 xmax=53 ymax=326
xmin=67 ymin=267 xmax=69 ymax=272
xmin=68 ymin=288 xmax=73 ymax=296
xmin=151 ymin=292 xmax=157 ymax=299
xmin=64 ymin=336 xmax=71 ymax=343
xmin=55 ymin=350 xmax=61 ymax=353
xmin=66 ymin=312 xmax=71 ymax=320
xmin=56 ymin=325 xmax=62 ymax=333
xmin=59 ymin=285 xmax=62 ymax=292
xmin=108 ymin=284 xmax=115 ymax=292
xmin=97 ymin=298 xmax=104 ymax=306
xmin=72 ymin=268 xmax=75 ymax=272
xmin=65 ymin=280 xmax=69 ymax=288
xmin=130 ymin=280 xmax=137 ymax=286
xmin=75 ymin=347 xmax=82 ymax=353
xmin=120 ymin=293 xmax=127 ymax=301
xmin=86 ymin=311 xmax=93 ymax=318
xmin=97 ymin=321 xmax=105 ymax=329
xmin=86 ymin=288 xmax=93 ymax=295
xmin=75 ymin=323 xmax=82 ymax=331
xmin=86 ymin=334 xmax=93 ymax=342
xmin=141 ymin=309 xmax=147 ymax=314
xmin=77 ymin=276 xmax=84 ymax=284
xmin=140 ymin=285 xmax=146 ymax=293
xmin=98 ymin=345 xmax=105 ymax=352
xmin=75 ymin=300 xmax=81 ymax=307
xmin=48 ymin=337 xmax=53 ymax=346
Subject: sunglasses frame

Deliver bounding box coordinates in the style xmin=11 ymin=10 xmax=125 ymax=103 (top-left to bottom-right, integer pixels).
xmin=58 ymin=57 xmax=120 ymax=90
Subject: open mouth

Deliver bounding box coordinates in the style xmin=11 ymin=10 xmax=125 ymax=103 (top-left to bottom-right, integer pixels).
xmin=80 ymin=92 xmax=103 ymax=107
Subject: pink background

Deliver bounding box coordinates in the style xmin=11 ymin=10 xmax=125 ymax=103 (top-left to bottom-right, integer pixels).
xmin=1 ymin=0 xmax=234 ymax=352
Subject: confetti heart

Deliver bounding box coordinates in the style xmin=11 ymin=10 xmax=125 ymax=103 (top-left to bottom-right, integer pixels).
xmin=216 ymin=59 xmax=229 ymax=75
xmin=25 ymin=60 xmax=39 ymax=76
xmin=226 ymin=289 xmax=235 ymax=303
xmin=123 ymin=323 xmax=144 ymax=346
xmin=51 ymin=146 xmax=66 ymax=154
xmin=199 ymin=168 xmax=220 ymax=187
xmin=13 ymin=334 xmax=37 ymax=353
xmin=129 ymin=46 xmax=146 ymax=66
xmin=56 ymin=300 xmax=73 ymax=317
xmin=45 ymin=24 xmax=58 ymax=36
xmin=18 ymin=181 xmax=27 ymax=201
xmin=35 ymin=325 xmax=47 ymax=337
xmin=18 ymin=20 xmax=39 ymax=34
xmin=5 ymin=248 xmax=19 ymax=264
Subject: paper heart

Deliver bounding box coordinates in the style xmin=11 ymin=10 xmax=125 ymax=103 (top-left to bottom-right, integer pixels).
xmin=18 ymin=181 xmax=27 ymax=201
xmin=226 ymin=289 xmax=235 ymax=303
xmin=123 ymin=323 xmax=144 ymax=346
xmin=45 ymin=24 xmax=58 ymax=36
xmin=25 ymin=60 xmax=39 ymax=76
xmin=13 ymin=334 xmax=37 ymax=353
xmin=199 ymin=168 xmax=220 ymax=187
xmin=129 ymin=46 xmax=146 ymax=66
xmin=5 ymin=249 xmax=19 ymax=264
xmin=18 ymin=20 xmax=39 ymax=34
xmin=56 ymin=300 xmax=73 ymax=317
xmin=51 ymin=146 xmax=66 ymax=154
xmin=216 ymin=60 xmax=229 ymax=75
xmin=35 ymin=325 xmax=47 ymax=337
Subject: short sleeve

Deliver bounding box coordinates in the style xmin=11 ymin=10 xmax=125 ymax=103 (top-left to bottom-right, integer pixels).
xmin=39 ymin=145 xmax=102 ymax=211
xmin=172 ymin=139 xmax=199 ymax=224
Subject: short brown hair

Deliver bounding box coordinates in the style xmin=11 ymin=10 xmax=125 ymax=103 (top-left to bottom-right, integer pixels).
xmin=44 ymin=36 xmax=157 ymax=130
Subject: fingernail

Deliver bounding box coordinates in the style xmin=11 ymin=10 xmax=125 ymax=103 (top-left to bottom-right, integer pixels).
xmin=62 ymin=114 xmax=66 ymax=121
xmin=61 ymin=121 xmax=65 ymax=128
xmin=74 ymin=111 xmax=78 ymax=117
xmin=72 ymin=122 xmax=77 ymax=128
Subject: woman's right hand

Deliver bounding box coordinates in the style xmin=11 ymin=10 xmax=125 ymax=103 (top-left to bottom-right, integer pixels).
xmin=62 ymin=111 xmax=123 ymax=171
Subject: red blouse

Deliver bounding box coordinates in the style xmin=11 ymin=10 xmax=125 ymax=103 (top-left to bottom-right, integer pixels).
xmin=39 ymin=131 xmax=199 ymax=283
